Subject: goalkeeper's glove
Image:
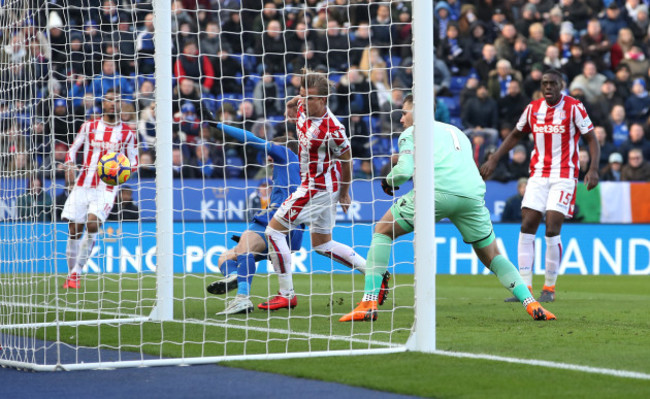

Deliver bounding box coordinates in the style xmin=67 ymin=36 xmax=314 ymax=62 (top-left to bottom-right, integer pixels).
xmin=381 ymin=178 xmax=398 ymax=196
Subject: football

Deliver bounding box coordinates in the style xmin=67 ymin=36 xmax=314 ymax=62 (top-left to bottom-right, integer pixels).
xmin=97 ymin=152 xmax=131 ymax=186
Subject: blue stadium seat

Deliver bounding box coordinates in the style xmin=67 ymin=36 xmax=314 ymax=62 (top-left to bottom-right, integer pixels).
xmin=371 ymin=136 xmax=390 ymax=155
xmin=438 ymin=96 xmax=460 ymax=118
xmin=450 ymin=76 xmax=468 ymax=94
xmin=449 ymin=116 xmax=463 ymax=129
xmin=225 ymin=156 xmax=245 ymax=178
xmin=372 ymin=157 xmax=391 ymax=175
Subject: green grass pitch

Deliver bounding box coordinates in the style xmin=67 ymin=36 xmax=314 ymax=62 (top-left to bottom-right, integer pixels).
xmin=10 ymin=273 xmax=650 ymax=397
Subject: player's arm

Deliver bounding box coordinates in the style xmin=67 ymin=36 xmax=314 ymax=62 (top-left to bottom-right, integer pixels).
xmin=479 ymin=128 xmax=527 ymax=180
xmin=64 ymin=124 xmax=88 ymax=181
xmin=216 ymin=122 xmax=269 ymax=152
xmin=582 ymin=130 xmax=600 ymax=190
xmin=385 ymin=132 xmax=414 ymax=188
xmin=285 ymin=95 xmax=300 ymax=121
xmin=126 ymin=130 xmax=139 ymax=170
xmin=338 ymin=149 xmax=353 ymax=213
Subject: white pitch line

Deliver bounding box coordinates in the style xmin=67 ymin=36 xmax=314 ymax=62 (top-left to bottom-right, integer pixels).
xmin=434 ymin=350 xmax=650 ymax=380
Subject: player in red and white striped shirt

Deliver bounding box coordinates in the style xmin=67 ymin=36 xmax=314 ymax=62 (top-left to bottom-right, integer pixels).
xmin=261 ymin=71 xmax=367 ymax=310
xmin=481 ymin=69 xmax=600 ymax=302
xmin=61 ymin=89 xmax=139 ymax=289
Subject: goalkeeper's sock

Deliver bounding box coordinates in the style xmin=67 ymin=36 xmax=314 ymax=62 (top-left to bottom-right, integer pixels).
xmin=73 ymin=232 xmax=97 ymax=275
xmin=363 ymin=233 xmax=393 ymax=296
xmin=266 ymin=227 xmax=293 ymax=294
xmin=236 ymin=254 xmax=255 ymax=297
xmin=490 ymin=255 xmax=534 ymax=302
xmin=544 ymin=235 xmax=561 ymax=288
xmin=518 ymin=232 xmax=535 ymax=288
xmin=314 ymin=241 xmax=366 ymax=275
xmin=66 ymin=237 xmax=82 ymax=273
xmin=219 ymin=260 xmax=238 ymax=277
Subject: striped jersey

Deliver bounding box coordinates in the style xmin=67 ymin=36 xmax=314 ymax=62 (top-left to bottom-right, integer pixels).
xmin=516 ymin=95 xmax=593 ymax=179
xmin=295 ymin=99 xmax=350 ymax=192
xmin=66 ymin=119 xmax=139 ymax=189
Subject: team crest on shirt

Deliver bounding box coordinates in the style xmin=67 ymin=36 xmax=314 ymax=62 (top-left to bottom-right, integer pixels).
xmin=558 ymin=110 xmax=566 ymax=120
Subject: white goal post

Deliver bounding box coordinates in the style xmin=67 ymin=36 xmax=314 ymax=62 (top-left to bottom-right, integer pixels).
xmin=0 ymin=0 xmax=435 ymax=371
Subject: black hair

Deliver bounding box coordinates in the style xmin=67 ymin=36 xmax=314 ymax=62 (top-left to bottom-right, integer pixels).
xmin=542 ymin=69 xmax=564 ymax=81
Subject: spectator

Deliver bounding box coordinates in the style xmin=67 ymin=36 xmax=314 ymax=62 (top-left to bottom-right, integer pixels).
xmin=193 ymin=143 xmax=222 ymax=179
xmin=434 ymin=2 xmax=454 ymax=42
xmin=569 ymin=61 xmax=607 ymax=103
xmin=369 ymin=66 xmax=392 ymax=111
xmin=498 ymin=80 xmax=530 ymax=130
xmin=108 ymin=186 xmax=140 ymax=221
xmin=253 ymin=73 xmax=283 ymax=117
xmin=252 ymin=1 xmax=282 ymax=34
xmin=516 ymin=3 xmax=540 ymax=40
xmin=138 ymin=150 xmax=156 ymax=179
xmin=580 ymin=19 xmax=611 ymax=72
xmin=507 ymin=144 xmax=530 ymax=181
xmin=233 ymin=100 xmax=257 ymax=133
xmin=495 ymin=23 xmax=522 ymax=63
xmin=600 ymin=152 xmax=624 ymax=181
xmin=221 ymin=8 xmax=243 ymax=54
xmin=335 ymin=66 xmax=377 ymax=116
xmin=522 ymin=63 xmax=544 ymax=98
xmin=610 ymin=28 xmax=635 ymax=71
xmin=624 ymin=79 xmax=650 ymax=124
xmin=90 ymin=59 xmax=135 ymax=99
xmin=287 ymin=22 xmax=319 ymax=67
xmin=466 ymin=21 xmax=491 ymax=61
xmin=590 ymin=79 xmax=624 ymax=128
xmin=138 ymin=102 xmax=156 ymax=150
xmin=437 ymin=23 xmax=471 ymax=75
xmin=353 ymin=160 xmax=373 ymax=180
xmin=527 ymin=23 xmax=552 ymax=64
xmin=560 ymin=0 xmax=591 ymax=32
xmin=473 ymin=43 xmax=497 ymax=84
xmin=594 ymin=126 xmax=617 ymax=170
xmin=609 ymin=104 xmax=630 ymax=147
xmin=435 ymin=96 xmax=451 ymax=124
xmin=619 ymin=123 xmax=650 ymax=161
xmin=320 ymin=20 xmax=351 ymax=71
xmin=434 ymin=57 xmax=452 ymax=97
xmin=136 ymin=79 xmax=155 ymax=111
xmin=136 ymin=13 xmax=155 ymax=75
xmin=486 ymin=8 xmax=508 ymax=40
xmin=600 ymin=3 xmax=629 ymax=44
xmin=577 ymin=148 xmax=591 ymax=180
xmin=349 ymin=22 xmax=371 ymax=66
xmin=172 ymin=78 xmax=204 ymax=118
xmin=621 ymin=148 xmax=650 ymax=181
xmin=256 ymin=19 xmax=287 ymax=74
xmin=544 ymin=6 xmax=564 ymax=43
xmin=557 ymin=22 xmax=576 ymax=64
xmin=563 ymin=43 xmax=585 ymax=83
xmin=370 ymin=4 xmax=392 ymax=50
xmin=459 ymin=73 xmax=479 ymax=108
xmin=112 ymin=19 xmax=137 ymax=75
xmin=392 ymin=56 xmax=413 ymax=89
xmin=380 ymin=89 xmax=405 ymax=134
xmin=487 ymin=59 xmax=523 ymax=100
xmin=501 ymin=177 xmax=528 ymax=222
xmin=543 ymin=45 xmax=563 ymax=70
xmin=461 ymin=83 xmax=499 ymax=143
xmin=16 ymin=176 xmax=53 ymax=222
xmin=631 ymin=4 xmax=650 ymax=40
xmin=174 ymin=41 xmax=216 ymax=95
xmin=55 ymin=175 xmax=75 ymax=221
xmin=392 ymin=7 xmax=412 ymax=59
xmin=247 ymin=180 xmax=271 ymax=221
xmin=614 ymin=64 xmax=633 ymax=99
xmin=513 ymin=36 xmax=534 ymax=74
xmin=347 ymin=115 xmax=371 ymax=158
xmin=618 ymin=46 xmax=650 ymax=79
xmin=172 ymin=147 xmax=195 ymax=179
xmin=176 ymin=102 xmax=202 ymax=141
xmin=201 ymin=21 xmax=240 ymax=94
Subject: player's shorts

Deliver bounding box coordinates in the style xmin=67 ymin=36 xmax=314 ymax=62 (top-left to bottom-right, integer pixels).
xmin=391 ymin=190 xmax=495 ymax=249
xmin=61 ymin=186 xmax=117 ymax=223
xmin=521 ymin=177 xmax=577 ymax=218
xmin=274 ymin=186 xmax=339 ymax=234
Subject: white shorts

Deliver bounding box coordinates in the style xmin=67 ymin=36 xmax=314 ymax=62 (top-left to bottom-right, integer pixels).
xmin=61 ymin=186 xmax=118 ymax=223
xmin=521 ymin=177 xmax=577 ymax=218
xmin=274 ymin=186 xmax=339 ymax=234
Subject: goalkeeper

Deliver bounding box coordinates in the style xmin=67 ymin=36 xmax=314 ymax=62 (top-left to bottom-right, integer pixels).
xmin=340 ymin=95 xmax=557 ymax=322
xmin=205 ymin=123 xmax=305 ymax=315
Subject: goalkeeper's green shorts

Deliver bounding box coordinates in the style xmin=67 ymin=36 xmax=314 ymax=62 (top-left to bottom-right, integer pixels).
xmin=390 ymin=190 xmax=495 ymax=249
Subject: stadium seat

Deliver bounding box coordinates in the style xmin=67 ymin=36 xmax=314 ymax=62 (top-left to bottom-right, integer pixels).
xmin=449 ymin=116 xmax=463 ymax=129
xmin=225 ymin=156 xmax=245 ymax=178
xmin=371 ymin=136 xmax=390 ymax=155
xmin=372 ymin=156 xmax=391 ymax=175
xmin=450 ymin=76 xmax=468 ymax=94
xmin=438 ymin=96 xmax=460 ymax=118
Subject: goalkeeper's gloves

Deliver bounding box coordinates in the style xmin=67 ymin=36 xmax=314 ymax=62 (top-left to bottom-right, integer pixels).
xmin=381 ymin=178 xmax=399 ymax=196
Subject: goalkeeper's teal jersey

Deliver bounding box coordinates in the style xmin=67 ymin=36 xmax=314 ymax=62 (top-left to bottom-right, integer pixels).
xmin=432 ymin=121 xmax=486 ymax=201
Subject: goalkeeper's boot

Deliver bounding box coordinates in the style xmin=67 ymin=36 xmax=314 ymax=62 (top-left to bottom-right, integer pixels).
xmin=206 ymin=274 xmax=238 ymax=296
xmin=339 ymin=300 xmax=378 ymax=322
xmin=258 ymin=293 xmax=297 ymax=311
xmin=63 ymin=273 xmax=80 ymax=289
xmin=525 ymin=300 xmax=556 ymax=321
xmin=538 ymin=286 xmax=556 ymax=302
xmin=377 ymin=271 xmax=391 ymax=306
xmin=217 ymin=295 xmax=254 ymax=316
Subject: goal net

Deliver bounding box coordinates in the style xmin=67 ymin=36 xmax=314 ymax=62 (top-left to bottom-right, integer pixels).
xmin=0 ymin=0 xmax=434 ymax=370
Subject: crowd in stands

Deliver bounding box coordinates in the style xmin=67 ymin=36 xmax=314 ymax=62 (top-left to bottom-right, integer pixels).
xmin=2 ymin=0 xmax=650 ymax=186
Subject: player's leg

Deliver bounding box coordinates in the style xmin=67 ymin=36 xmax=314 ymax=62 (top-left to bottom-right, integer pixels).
xmin=73 ymin=212 xmax=100 ymax=276
xmin=340 ymin=193 xmax=412 ymax=322
xmin=61 ymin=187 xmax=87 ymax=289
xmin=260 ymin=215 xmax=296 ymax=310
xmin=449 ymin=194 xmax=555 ymax=320
xmin=540 ymin=211 xmax=566 ymax=302
xmin=311 ymin=192 xmax=366 ymax=274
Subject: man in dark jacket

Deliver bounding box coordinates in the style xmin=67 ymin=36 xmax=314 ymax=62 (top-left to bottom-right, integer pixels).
xmin=502 ymin=178 xmax=528 ymax=222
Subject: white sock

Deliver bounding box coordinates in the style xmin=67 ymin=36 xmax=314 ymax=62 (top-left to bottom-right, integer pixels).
xmin=314 ymin=240 xmax=366 ymax=275
xmin=74 ymin=232 xmax=98 ymax=275
xmin=518 ymin=232 xmax=535 ymax=288
xmin=66 ymin=237 xmax=82 ymax=274
xmin=265 ymin=227 xmax=293 ymax=293
xmin=544 ymin=235 xmax=562 ymax=288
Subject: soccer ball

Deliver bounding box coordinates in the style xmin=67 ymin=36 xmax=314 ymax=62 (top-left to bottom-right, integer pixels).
xmin=97 ymin=152 xmax=131 ymax=186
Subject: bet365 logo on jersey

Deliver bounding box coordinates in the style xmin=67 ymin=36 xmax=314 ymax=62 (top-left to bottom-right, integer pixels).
xmin=533 ymin=124 xmax=566 ymax=134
